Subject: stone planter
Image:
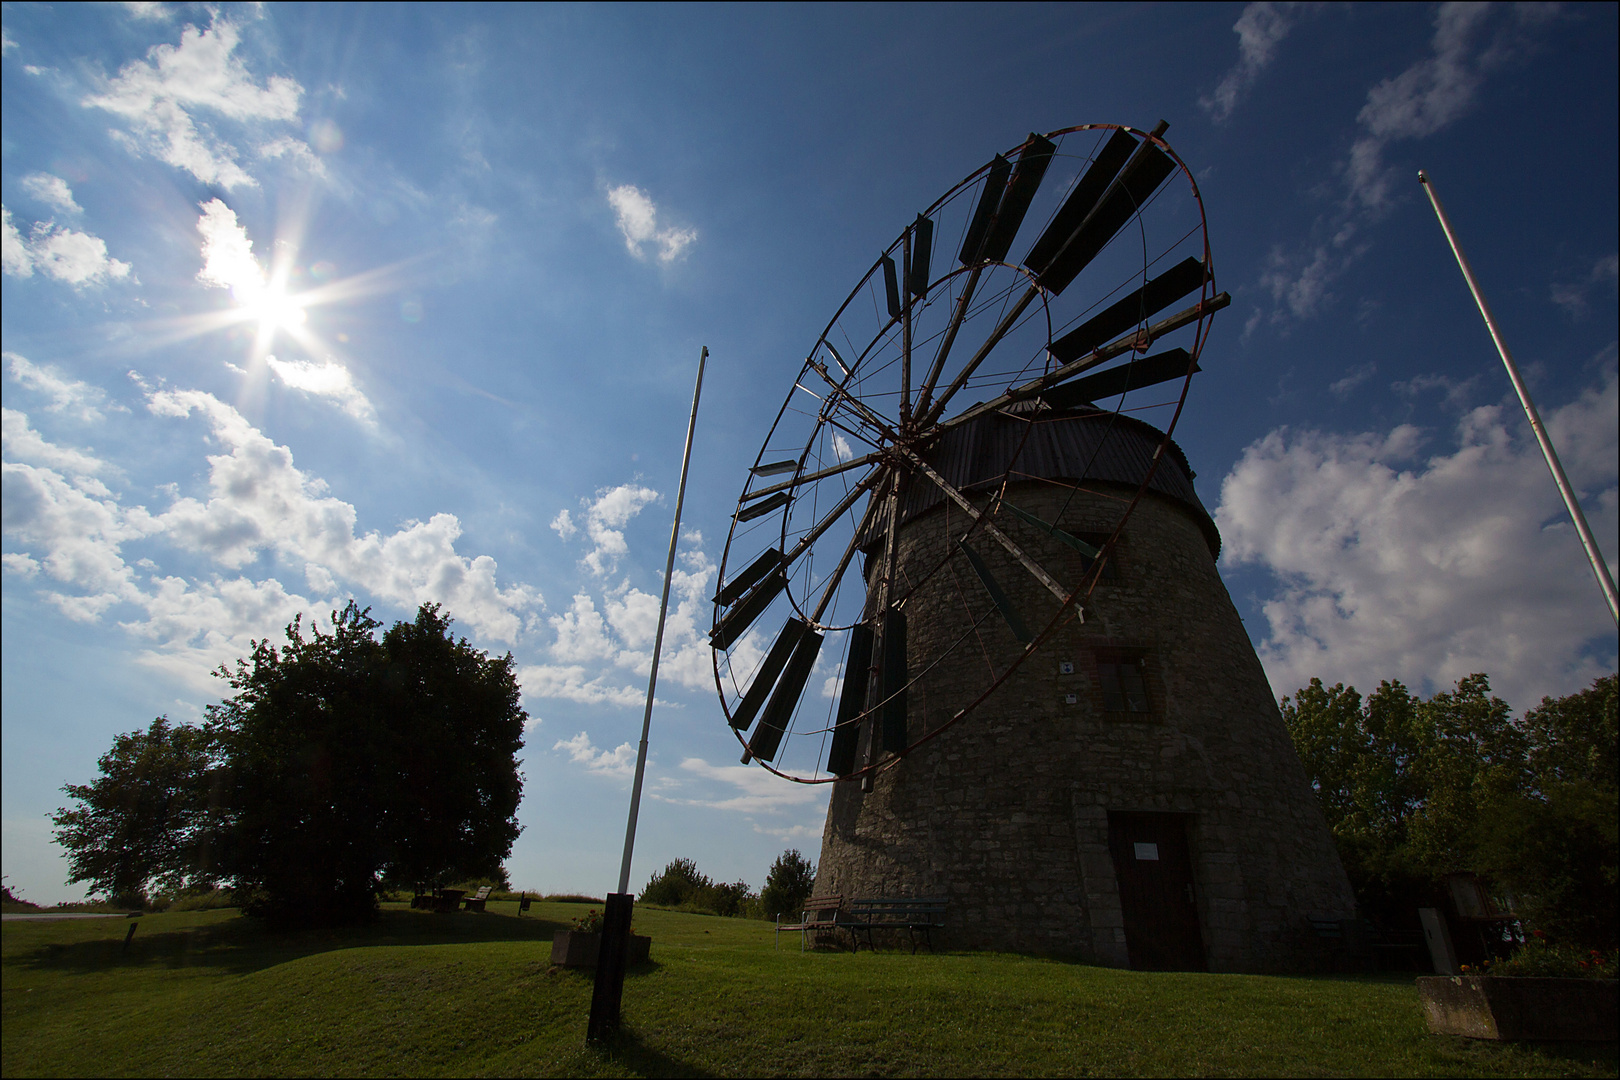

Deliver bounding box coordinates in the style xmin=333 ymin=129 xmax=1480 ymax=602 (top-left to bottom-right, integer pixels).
xmin=550 ymin=930 xmax=652 ymax=968
xmin=1418 ymin=976 xmax=1618 ymax=1041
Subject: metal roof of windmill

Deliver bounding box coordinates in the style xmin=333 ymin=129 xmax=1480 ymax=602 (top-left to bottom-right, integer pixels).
xmin=880 ymin=399 xmax=1221 ymax=559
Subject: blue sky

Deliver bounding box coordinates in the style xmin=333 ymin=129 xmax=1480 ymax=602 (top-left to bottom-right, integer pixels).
xmin=3 ymin=2 xmax=1615 ymax=905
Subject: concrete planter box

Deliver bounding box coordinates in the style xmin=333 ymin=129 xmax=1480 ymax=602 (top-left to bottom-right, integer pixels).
xmin=550 ymin=930 xmax=651 ymax=968
xmin=1418 ymin=976 xmax=1617 ymax=1041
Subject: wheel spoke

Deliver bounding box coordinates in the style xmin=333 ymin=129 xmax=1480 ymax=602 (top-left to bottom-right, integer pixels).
xmin=918 ymin=281 xmax=1042 ymax=428
xmin=740 ymin=449 xmax=884 ymax=503
xmin=914 ymin=263 xmax=983 ymax=420
xmin=896 ymin=446 xmax=1070 ymax=605
xmin=809 ymin=470 xmax=890 ymax=624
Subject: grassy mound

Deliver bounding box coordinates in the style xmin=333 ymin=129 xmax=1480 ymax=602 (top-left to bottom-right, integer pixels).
xmin=3 ymin=902 xmax=1612 ymax=1077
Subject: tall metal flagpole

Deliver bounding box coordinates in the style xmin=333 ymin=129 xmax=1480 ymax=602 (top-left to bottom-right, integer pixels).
xmin=1417 ymin=171 xmax=1619 ymax=626
xmin=588 ymin=345 xmax=708 ymax=1043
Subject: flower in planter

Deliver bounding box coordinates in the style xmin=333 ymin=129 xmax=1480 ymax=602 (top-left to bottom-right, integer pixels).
xmin=572 ymin=909 xmax=603 ymax=933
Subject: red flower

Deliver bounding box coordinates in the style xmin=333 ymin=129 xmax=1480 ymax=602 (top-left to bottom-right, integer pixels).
xmin=1532 ymin=929 xmax=1547 ymax=939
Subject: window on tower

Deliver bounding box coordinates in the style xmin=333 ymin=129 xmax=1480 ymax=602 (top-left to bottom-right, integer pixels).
xmin=1095 ymin=649 xmax=1152 ymax=713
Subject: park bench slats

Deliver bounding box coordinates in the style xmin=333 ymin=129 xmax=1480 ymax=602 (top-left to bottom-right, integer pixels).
xmin=775 ymin=895 xmax=844 ymax=951
xmin=844 ymin=897 xmax=949 ymax=954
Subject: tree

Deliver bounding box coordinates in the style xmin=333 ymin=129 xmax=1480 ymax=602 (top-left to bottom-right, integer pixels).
xmin=211 ymin=602 xmax=526 ymax=926
xmin=759 ymin=849 xmax=815 ymax=920
xmin=1284 ymin=671 xmax=1618 ymax=947
xmin=51 ymin=717 xmax=220 ymax=908
xmin=640 ymin=857 xmax=711 ymax=907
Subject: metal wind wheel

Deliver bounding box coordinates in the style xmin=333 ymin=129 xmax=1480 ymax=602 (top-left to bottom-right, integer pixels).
xmin=710 ymin=123 xmax=1228 ymax=783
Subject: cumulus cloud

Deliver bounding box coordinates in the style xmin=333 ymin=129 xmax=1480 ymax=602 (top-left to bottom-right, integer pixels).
xmin=1201 ymin=2 xmax=1305 ymax=123
xmin=2 ymin=383 xmax=544 ymax=688
xmin=6 ymin=353 xmax=120 ymax=422
xmin=83 ymin=16 xmax=308 ymax=188
xmin=606 ymin=184 xmax=697 ymax=264
xmin=1216 ymin=367 xmax=1619 ymax=711
xmin=553 ymin=730 xmax=637 ymax=779
xmin=518 ymin=663 xmax=644 ymax=708
xmin=2 ymin=205 xmax=132 ymax=287
xmin=21 ymin=174 xmax=82 ymax=215
xmin=195 ymin=198 xmax=263 ymax=294
xmin=556 ymin=483 xmax=661 ymax=576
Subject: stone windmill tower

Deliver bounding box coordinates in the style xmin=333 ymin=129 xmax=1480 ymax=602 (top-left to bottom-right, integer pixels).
xmin=707 ymin=124 xmax=1353 ymax=972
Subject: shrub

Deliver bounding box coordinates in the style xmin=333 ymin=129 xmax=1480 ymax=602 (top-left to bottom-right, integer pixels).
xmin=640 ymin=858 xmax=710 ymax=907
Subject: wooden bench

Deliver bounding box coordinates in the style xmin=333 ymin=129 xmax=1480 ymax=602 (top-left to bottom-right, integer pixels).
xmin=462 ymin=886 xmax=494 ymax=912
xmin=845 ymin=897 xmax=949 ymax=954
xmin=776 ymin=895 xmax=845 ymax=951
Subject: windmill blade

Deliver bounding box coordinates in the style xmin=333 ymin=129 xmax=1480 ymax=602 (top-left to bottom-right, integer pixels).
xmin=710 ymin=566 xmax=789 ymax=650
xmin=958 ymin=541 xmax=1032 ymax=643
xmin=1048 ymin=257 xmax=1207 ymax=364
xmin=714 ymin=547 xmax=783 ymax=607
xmin=735 ymin=491 xmax=790 ymax=522
xmin=1041 ymin=348 xmax=1198 ymax=410
xmin=939 ymin=292 xmax=1230 ymax=431
xmin=729 ymin=618 xmax=808 ymax=731
xmin=827 ymin=622 xmax=875 ymax=776
xmin=880 ymin=609 xmax=909 ymax=753
xmin=958 ymin=155 xmax=1012 ymax=265
xmin=908 ymin=215 xmax=933 ymax=297
xmin=751 ymin=460 xmax=799 ymax=477
xmin=1023 ymin=127 xmax=1137 ymax=277
xmin=1034 ymin=140 xmax=1178 ymax=296
xmin=980 ymin=134 xmax=1056 ymax=264
xmin=742 ymin=450 xmax=882 ymax=504
xmin=882 ymin=255 xmax=901 ymax=320
xmin=748 ymin=627 xmax=824 ymax=762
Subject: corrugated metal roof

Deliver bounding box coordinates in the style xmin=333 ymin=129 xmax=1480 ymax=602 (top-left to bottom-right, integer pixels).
xmin=869 ymin=403 xmax=1220 ymax=558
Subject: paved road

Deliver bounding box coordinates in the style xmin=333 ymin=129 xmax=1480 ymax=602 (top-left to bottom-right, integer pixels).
xmin=3 ymin=912 xmax=135 ymax=921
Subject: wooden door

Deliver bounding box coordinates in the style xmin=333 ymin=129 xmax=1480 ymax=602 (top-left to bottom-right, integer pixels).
xmin=1107 ymin=812 xmax=1207 ymax=971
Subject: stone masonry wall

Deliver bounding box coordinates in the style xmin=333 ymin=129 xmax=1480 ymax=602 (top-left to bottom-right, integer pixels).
xmin=813 ymin=481 xmax=1356 ymax=971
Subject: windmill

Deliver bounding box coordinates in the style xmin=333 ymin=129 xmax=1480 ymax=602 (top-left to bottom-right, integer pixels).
xmin=711 ymin=124 xmax=1355 ymax=971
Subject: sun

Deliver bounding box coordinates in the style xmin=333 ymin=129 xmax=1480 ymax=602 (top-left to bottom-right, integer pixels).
xmin=244 ymin=286 xmax=308 ymax=340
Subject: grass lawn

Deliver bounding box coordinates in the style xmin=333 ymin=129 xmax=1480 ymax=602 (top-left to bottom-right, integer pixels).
xmin=3 ymin=902 xmax=1614 ymax=1077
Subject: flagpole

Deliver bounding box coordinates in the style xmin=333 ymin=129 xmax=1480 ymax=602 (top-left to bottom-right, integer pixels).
xmin=589 ymin=345 xmax=708 ymax=1043
xmin=1418 ymin=171 xmax=1618 ymax=625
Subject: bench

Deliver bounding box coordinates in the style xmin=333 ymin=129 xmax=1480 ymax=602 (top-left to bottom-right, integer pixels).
xmin=1310 ymin=916 xmax=1427 ymax=972
xmin=845 ymin=897 xmax=949 ymax=954
xmin=776 ymin=895 xmax=845 ymax=951
xmin=462 ymin=885 xmax=494 ymax=912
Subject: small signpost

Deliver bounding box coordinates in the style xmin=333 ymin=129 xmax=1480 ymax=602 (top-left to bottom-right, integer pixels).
xmin=586 ymin=345 xmax=708 ymax=1044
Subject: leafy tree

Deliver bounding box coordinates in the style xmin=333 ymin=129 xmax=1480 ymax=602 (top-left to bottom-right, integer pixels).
xmin=1284 ymin=671 xmax=1618 ymax=946
xmin=211 ymin=602 xmax=525 ymax=926
xmin=1475 ymin=675 xmax=1617 ymax=947
xmin=51 ymin=717 xmax=220 ymax=908
xmin=759 ymin=849 xmax=815 ymax=920
xmin=640 ymin=857 xmax=711 ymax=907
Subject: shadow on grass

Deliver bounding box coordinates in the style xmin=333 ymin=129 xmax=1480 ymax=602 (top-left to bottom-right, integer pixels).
xmin=19 ymin=907 xmax=570 ymax=977
xmin=588 ymin=1025 xmax=715 ymax=1078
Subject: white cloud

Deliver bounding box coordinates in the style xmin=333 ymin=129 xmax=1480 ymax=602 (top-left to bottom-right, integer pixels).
xmin=6 ymin=353 xmax=119 ymax=422
xmin=1200 ymin=2 xmax=1303 ymax=123
xmin=121 ymin=2 xmax=174 ymax=20
xmin=558 ymin=483 xmax=661 ymax=576
xmin=1550 ymin=254 xmax=1619 ymax=319
xmin=553 ymin=730 xmax=637 ymax=779
xmin=257 ymin=135 xmax=328 ymax=178
xmin=264 ymin=356 xmax=375 ymax=425
xmin=195 ymin=198 xmax=263 ymax=295
xmin=518 ymin=664 xmax=644 ymax=708
xmin=1 ymin=206 xmax=132 ymax=287
xmin=21 ymin=174 xmax=82 ymax=215
xmin=1328 ymin=362 xmax=1376 ymax=399
xmin=653 ymin=756 xmax=825 ymax=814
xmin=1216 ymin=367 xmax=1619 ymax=712
xmin=3 ymin=383 xmax=543 ymax=690
xmin=1258 ymin=4 xmax=1554 ymax=327
xmin=606 ymin=184 xmax=697 ymax=264
xmin=83 ymin=16 xmax=306 ymax=189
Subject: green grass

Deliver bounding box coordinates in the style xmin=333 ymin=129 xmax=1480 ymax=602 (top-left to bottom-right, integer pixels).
xmin=3 ymin=903 xmax=1614 ymax=1077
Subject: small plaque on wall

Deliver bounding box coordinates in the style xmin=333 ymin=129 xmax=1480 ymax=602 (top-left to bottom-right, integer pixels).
xmin=1133 ymin=842 xmax=1159 ymax=861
